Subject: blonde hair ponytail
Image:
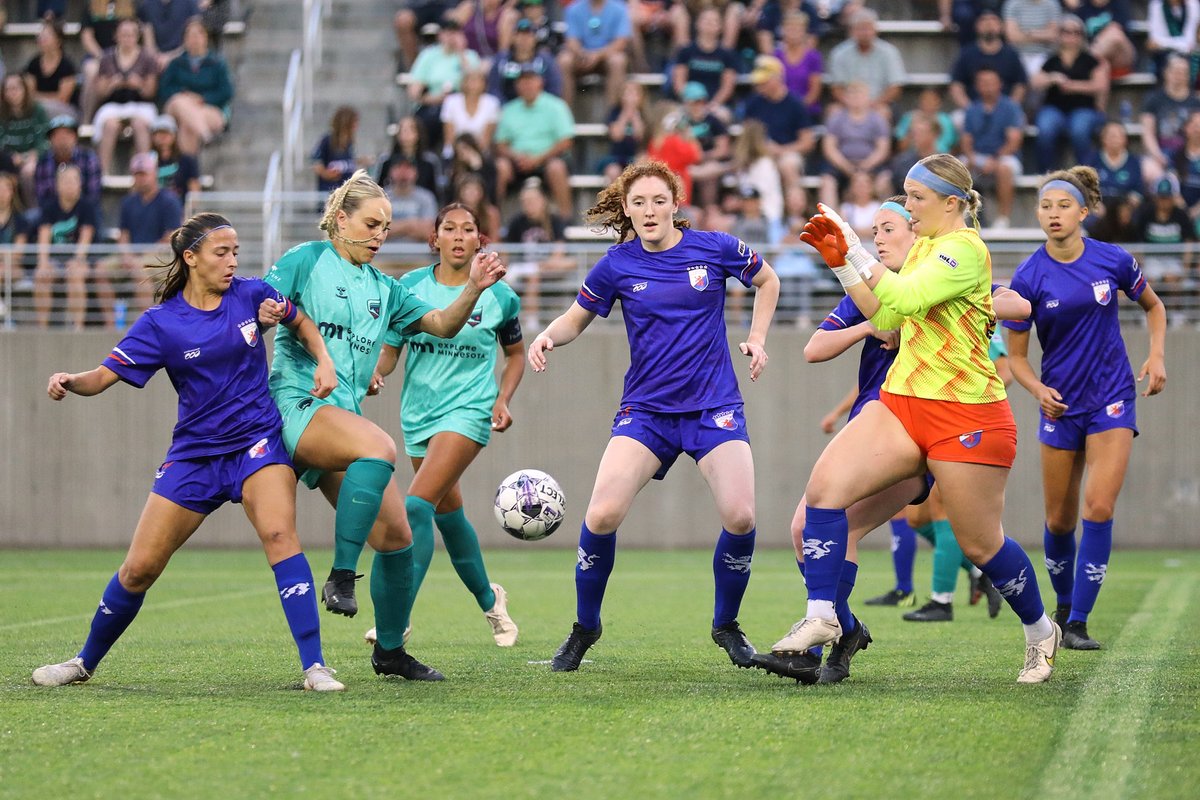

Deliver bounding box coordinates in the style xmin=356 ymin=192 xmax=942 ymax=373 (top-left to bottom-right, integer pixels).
xmin=319 ymin=169 xmax=387 ymax=237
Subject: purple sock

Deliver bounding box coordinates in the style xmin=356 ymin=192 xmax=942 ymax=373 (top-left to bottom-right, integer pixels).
xmin=273 ymin=553 xmax=324 ymax=669
xmin=1043 ymin=524 xmax=1077 ymax=606
xmin=712 ymin=528 xmax=755 ymax=628
xmin=979 ymin=537 xmax=1046 ymax=625
xmin=576 ymin=523 xmax=615 ymax=631
xmin=77 ymin=572 xmax=145 ymax=672
xmin=890 ymin=518 xmax=916 ymax=594
xmin=1069 ymin=519 xmax=1112 ymax=623
xmin=800 ymin=507 xmax=848 ymax=602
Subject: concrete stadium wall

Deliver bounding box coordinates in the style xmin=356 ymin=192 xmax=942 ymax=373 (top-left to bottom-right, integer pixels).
xmin=2 ymin=327 xmax=1197 ymax=550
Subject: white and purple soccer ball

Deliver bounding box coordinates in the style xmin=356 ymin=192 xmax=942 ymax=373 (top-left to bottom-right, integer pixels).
xmin=493 ymin=469 xmax=565 ymax=541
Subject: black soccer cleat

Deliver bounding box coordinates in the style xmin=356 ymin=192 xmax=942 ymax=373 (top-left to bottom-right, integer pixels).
xmin=371 ymin=643 xmax=445 ymax=681
xmin=322 ymin=568 xmax=362 ymax=617
xmin=818 ymin=619 xmax=872 ymax=684
xmin=903 ymin=599 xmax=953 ymax=622
xmin=864 ymin=588 xmax=916 ymax=607
xmin=551 ymin=622 xmax=602 ymax=672
xmin=711 ymin=620 xmax=757 ymax=668
xmin=1054 ymin=603 xmax=1072 ymax=629
xmin=978 ymin=573 xmax=1003 ymax=618
xmin=750 ymin=651 xmax=821 ymax=685
xmin=1061 ymin=620 xmax=1102 ymax=651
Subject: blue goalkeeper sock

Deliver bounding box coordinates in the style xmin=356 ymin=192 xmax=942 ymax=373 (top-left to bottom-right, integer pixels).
xmin=835 ymin=561 xmax=859 ymax=635
xmin=332 ymin=458 xmax=394 ymax=572
xmin=272 ymin=553 xmax=324 ymax=669
xmin=890 ymin=518 xmax=916 ymax=594
xmin=78 ymin=572 xmax=145 ymax=672
xmin=712 ymin=528 xmax=755 ymax=628
xmin=576 ymin=523 xmax=615 ymax=631
xmin=1069 ymin=519 xmax=1112 ymax=624
xmin=979 ymin=537 xmax=1046 ymax=625
xmin=1043 ymin=524 xmax=1077 ymax=606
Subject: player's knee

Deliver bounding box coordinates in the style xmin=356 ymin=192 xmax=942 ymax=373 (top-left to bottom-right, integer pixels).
xmin=721 ymin=505 xmax=755 ymax=535
xmin=1044 ymin=513 xmax=1076 ymax=535
xmin=361 ymin=430 xmax=397 ymax=464
xmin=584 ymin=501 xmax=624 ymax=534
xmin=118 ymin=559 xmax=163 ymax=592
xmin=1081 ymin=498 xmax=1116 ymax=522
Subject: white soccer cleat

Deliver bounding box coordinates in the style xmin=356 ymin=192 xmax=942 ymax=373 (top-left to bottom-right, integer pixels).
xmin=1017 ymin=622 xmax=1061 ymax=684
xmin=303 ymin=663 xmax=345 ymax=692
xmin=32 ymin=657 xmax=91 ymax=687
xmin=771 ymin=617 xmax=842 ymax=654
xmin=363 ymin=626 xmax=410 ymax=645
xmin=484 ymin=583 xmax=518 ymax=647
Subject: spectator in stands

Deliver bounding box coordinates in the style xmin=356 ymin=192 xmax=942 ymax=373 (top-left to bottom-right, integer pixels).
xmin=826 ymin=7 xmax=905 ymax=116
xmin=379 ymin=115 xmax=444 ymax=201
xmin=1141 ymin=54 xmax=1200 ymax=187
xmin=454 ymin=172 xmax=501 ymax=239
xmin=408 ymin=18 xmax=481 ymax=150
xmin=603 ymin=82 xmax=648 ymax=182
xmin=773 ymin=11 xmax=823 ymax=118
xmin=880 ymin=112 xmax=941 ymax=196
xmin=79 ymin=0 xmax=137 ymax=123
xmin=110 ymin=151 xmax=182 ymax=317
xmin=0 ymin=173 xmax=31 ymax=290
xmin=839 ymin=170 xmax=881 ymax=242
xmin=1086 ymin=191 xmax=1135 ymax=239
xmin=149 ymin=114 xmax=199 ymax=201
xmin=488 ymin=17 xmax=563 ymax=103
xmin=0 ymin=74 xmax=50 ymax=204
xmin=558 ymin=0 xmax=631 ymax=108
xmin=447 ymin=132 xmax=499 ymax=204
xmin=1173 ymin=110 xmax=1200 ymax=222
xmin=312 ymin=106 xmax=363 ymax=194
xmin=670 ymin=7 xmax=738 ymax=116
xmin=495 ymin=68 xmax=575 ymax=217
xmin=949 ymin=8 xmax=1028 ymax=109
xmin=1147 ymin=0 xmax=1200 ymax=78
xmin=1030 ymin=15 xmax=1107 ymax=172
xmin=34 ymin=164 xmax=97 ymax=329
xmin=385 ymin=154 xmax=439 ymax=242
xmin=939 ymin=0 xmax=1005 ymax=46
xmin=454 ymin=0 xmax=511 ymax=61
xmin=630 ymin=0 xmax=690 ymax=72
xmin=502 ymin=178 xmax=575 ymax=330
xmin=1002 ymin=0 xmax=1062 ymax=76
xmin=645 ymin=102 xmax=703 ymax=209
xmin=1090 ymin=118 xmax=1143 ymax=203
xmin=961 ymin=67 xmax=1024 ymax=227
xmin=1066 ymin=0 xmax=1136 ymax=78
xmin=159 ymin=19 xmax=234 ymax=156
xmin=732 ymin=118 xmax=785 ymax=225
xmin=395 ymin=0 xmax=456 ymax=70
xmin=742 ymin=54 xmax=815 ymax=199
xmin=34 ymin=115 xmax=102 ymax=209
xmin=200 ymin=0 xmax=237 ymax=49
xmin=1131 ymin=173 xmax=1197 ymax=311
xmin=818 ymin=80 xmax=890 ymax=208
xmin=441 ymin=68 xmax=500 ymax=154
xmin=139 ymin=0 xmax=201 ymax=68
xmin=23 ymin=16 xmax=78 ymax=119
xmin=730 ymin=187 xmax=776 ymax=246
xmin=91 ymin=18 xmax=160 ymax=175
xmin=895 ymin=88 xmax=957 ymax=157
xmin=501 ymin=0 xmax=562 ymax=53
xmin=680 ymin=82 xmax=732 ymax=210
xmin=758 ymin=0 xmax=848 ymax=45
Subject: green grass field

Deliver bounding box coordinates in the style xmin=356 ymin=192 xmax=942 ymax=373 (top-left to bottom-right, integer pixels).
xmin=2 ymin=547 xmax=1197 ymax=799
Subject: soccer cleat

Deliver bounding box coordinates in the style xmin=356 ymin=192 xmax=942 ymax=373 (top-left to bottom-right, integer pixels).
xmin=1054 ymin=603 xmax=1072 ymax=628
xmin=903 ymin=599 xmax=953 ymax=622
xmin=550 ymin=622 xmax=602 ymax=672
xmin=303 ymin=663 xmax=346 ymax=692
xmin=371 ymin=643 xmax=444 ymax=681
xmin=751 ymin=651 xmax=821 ymax=685
xmin=322 ymin=569 xmax=363 ymax=617
xmin=1017 ymin=622 xmax=1061 ymax=684
xmin=484 ymin=583 xmax=518 ymax=647
xmin=863 ymin=588 xmax=916 ymax=607
xmin=31 ymin=657 xmax=91 ymax=687
xmin=969 ymin=572 xmax=983 ymax=605
xmin=978 ymin=574 xmax=1003 ymax=618
xmin=818 ymin=619 xmax=872 ymax=684
xmin=771 ymin=616 xmax=841 ymax=655
xmin=1062 ymin=620 xmax=1102 ymax=650
xmin=363 ymin=625 xmax=411 ymax=645
xmin=711 ymin=620 xmax=757 ymax=668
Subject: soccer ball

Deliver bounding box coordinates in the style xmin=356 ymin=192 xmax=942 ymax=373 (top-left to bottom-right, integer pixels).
xmin=493 ymin=469 xmax=566 ymax=541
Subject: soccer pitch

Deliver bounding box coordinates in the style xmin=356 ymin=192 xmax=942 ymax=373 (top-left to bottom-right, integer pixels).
xmin=3 ymin=548 xmax=1197 ymax=799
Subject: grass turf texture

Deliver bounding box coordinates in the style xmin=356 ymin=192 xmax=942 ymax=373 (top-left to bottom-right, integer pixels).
xmin=2 ymin=548 xmax=1197 ymax=799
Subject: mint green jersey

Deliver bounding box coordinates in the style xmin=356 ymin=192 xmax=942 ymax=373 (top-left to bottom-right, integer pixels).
xmin=266 ymin=240 xmax=435 ymax=415
xmin=384 ymin=265 xmax=522 ymax=446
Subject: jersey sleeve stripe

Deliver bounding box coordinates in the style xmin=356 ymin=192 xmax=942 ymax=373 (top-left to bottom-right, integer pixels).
xmin=110 ymin=346 xmax=136 ymax=365
xmin=579 ymin=283 xmax=603 ymax=303
xmin=824 ymin=312 xmax=848 ymax=329
xmin=739 ymin=251 xmax=761 ymax=283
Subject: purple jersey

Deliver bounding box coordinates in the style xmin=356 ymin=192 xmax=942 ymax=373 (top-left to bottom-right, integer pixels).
xmin=576 ymin=228 xmax=762 ymax=413
xmin=820 ymin=295 xmax=896 ymax=420
xmin=1003 ymin=239 xmax=1146 ymax=416
xmin=103 ymin=277 xmax=298 ymax=461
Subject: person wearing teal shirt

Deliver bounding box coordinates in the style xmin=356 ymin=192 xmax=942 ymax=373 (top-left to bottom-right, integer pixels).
xmin=362 ymin=202 xmax=525 ymax=649
xmin=495 ymin=69 xmax=575 ymax=216
xmin=261 ymin=170 xmax=508 ymax=681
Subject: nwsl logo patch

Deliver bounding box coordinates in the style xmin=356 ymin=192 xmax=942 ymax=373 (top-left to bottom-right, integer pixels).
xmin=959 ymin=430 xmax=983 ymax=449
xmin=712 ymin=410 xmax=737 ymax=430
xmin=1092 ymin=281 xmax=1112 ymax=306
xmin=688 ymin=265 xmax=709 ymax=291
xmin=1106 ymin=400 xmax=1125 ymax=418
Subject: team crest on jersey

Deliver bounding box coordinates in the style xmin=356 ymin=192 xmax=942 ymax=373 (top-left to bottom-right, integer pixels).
xmin=959 ymin=430 xmax=983 ymax=449
xmin=239 ymin=320 xmax=259 ymax=347
xmin=248 ymin=438 xmax=270 ymax=459
xmin=467 ymin=311 xmax=483 ymax=327
xmin=712 ymin=410 xmax=737 ymax=430
xmin=688 ymin=265 xmax=710 ymax=291
xmin=1106 ymin=400 xmax=1125 ymax=418
xmin=1092 ymin=280 xmax=1111 ymax=306
xmin=367 ymin=298 xmax=381 ymax=319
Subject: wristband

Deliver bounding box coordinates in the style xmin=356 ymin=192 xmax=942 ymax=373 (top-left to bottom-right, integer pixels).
xmin=830 ymin=264 xmax=863 ymax=289
xmin=846 ymin=244 xmax=876 ymax=278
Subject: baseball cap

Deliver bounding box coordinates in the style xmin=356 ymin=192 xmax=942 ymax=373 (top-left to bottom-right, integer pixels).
xmin=1154 ymin=174 xmax=1180 ymax=197
xmin=515 ymin=18 xmax=535 ymax=32
xmin=420 ymin=22 xmax=440 ymax=36
xmin=130 ymin=152 xmax=159 ymax=174
xmin=517 ymin=63 xmax=543 ymax=78
xmin=681 ymin=81 xmax=709 ymax=102
xmin=740 ymin=186 xmax=761 ymax=200
xmin=439 ymin=16 xmax=462 ymax=30
xmin=151 ymin=114 xmax=177 ymax=134
xmin=749 ymin=55 xmax=784 ymax=84
xmin=47 ymin=114 xmax=78 ymax=134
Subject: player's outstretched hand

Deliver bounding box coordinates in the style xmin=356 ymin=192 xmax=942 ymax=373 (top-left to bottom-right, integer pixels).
xmin=819 ymin=410 xmax=839 ymax=434
xmin=799 ymin=216 xmax=849 ymax=268
xmin=311 ymin=359 xmax=337 ymax=399
xmin=870 ymin=325 xmax=900 ymax=350
xmin=469 ymin=250 xmax=507 ymax=290
xmin=528 ymin=333 xmax=554 ymax=372
xmin=491 ymin=398 xmax=514 ymax=431
xmin=258 ymin=298 xmax=286 ymax=328
xmin=1034 ymin=383 xmax=1069 ymax=419
xmin=47 ymin=372 xmax=73 ymax=400
xmin=739 ymin=341 xmax=768 ymax=381
xmin=1138 ymin=354 xmax=1166 ymax=397
xmin=366 ymin=370 xmax=385 ymax=396
xmin=816 ymin=202 xmax=862 ymax=250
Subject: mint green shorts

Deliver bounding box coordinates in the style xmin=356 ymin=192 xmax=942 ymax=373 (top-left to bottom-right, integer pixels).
xmin=403 ymin=410 xmax=491 ymax=458
xmin=275 ymin=388 xmax=340 ymax=489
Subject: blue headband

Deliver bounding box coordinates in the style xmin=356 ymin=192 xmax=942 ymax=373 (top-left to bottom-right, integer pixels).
xmin=878 ymin=201 xmax=911 ymax=221
xmin=1039 ymin=179 xmax=1087 ymax=207
xmin=187 ymin=224 xmax=232 ymax=252
xmin=906 ymin=163 xmax=969 ymax=200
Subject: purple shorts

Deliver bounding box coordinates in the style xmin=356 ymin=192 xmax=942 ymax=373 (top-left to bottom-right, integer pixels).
xmin=909 ymin=472 xmax=936 ymax=506
xmin=152 ymin=431 xmax=292 ymax=514
xmin=610 ymin=404 xmax=750 ymax=481
xmin=1038 ymin=398 xmax=1138 ymax=451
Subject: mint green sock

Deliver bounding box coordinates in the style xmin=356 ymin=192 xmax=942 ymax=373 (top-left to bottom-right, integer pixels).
xmin=931 ymin=519 xmax=963 ymax=595
xmin=436 ymin=507 xmax=495 ymax=611
xmin=915 ymin=522 xmax=936 ymax=546
xmin=404 ymin=495 xmax=436 ymax=630
xmin=370 ymin=545 xmax=414 ymax=650
xmin=332 ymin=458 xmax=394 ymax=572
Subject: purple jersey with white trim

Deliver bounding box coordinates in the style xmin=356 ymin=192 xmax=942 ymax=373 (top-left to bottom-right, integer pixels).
xmin=103 ymin=276 xmax=297 ymax=461
xmin=820 ymin=295 xmax=894 ymax=420
xmin=576 ymin=227 xmax=762 ymax=412
xmin=1003 ymin=239 xmax=1146 ymax=415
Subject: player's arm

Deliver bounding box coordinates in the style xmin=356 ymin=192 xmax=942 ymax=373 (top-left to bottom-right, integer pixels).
xmin=366 ymin=343 xmax=402 ymax=396
xmin=805 ymin=322 xmax=878 ymax=362
xmin=1005 ymin=327 xmax=1068 ymax=419
xmin=992 ymin=285 xmax=1031 ymax=320
xmin=528 ymin=302 xmax=597 ymax=372
xmin=47 ymin=366 xmax=121 ymax=400
xmin=820 ymin=383 xmax=859 ymax=434
xmin=741 ymin=261 xmax=779 ymax=382
xmin=285 ymin=308 xmax=337 ymax=399
xmin=1136 ymin=285 xmax=1167 ymax=397
xmin=492 ymin=340 xmax=525 ymax=432
xmin=415 ymin=251 xmax=507 ymax=338
xmin=993 ymin=355 xmax=1013 ymax=387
